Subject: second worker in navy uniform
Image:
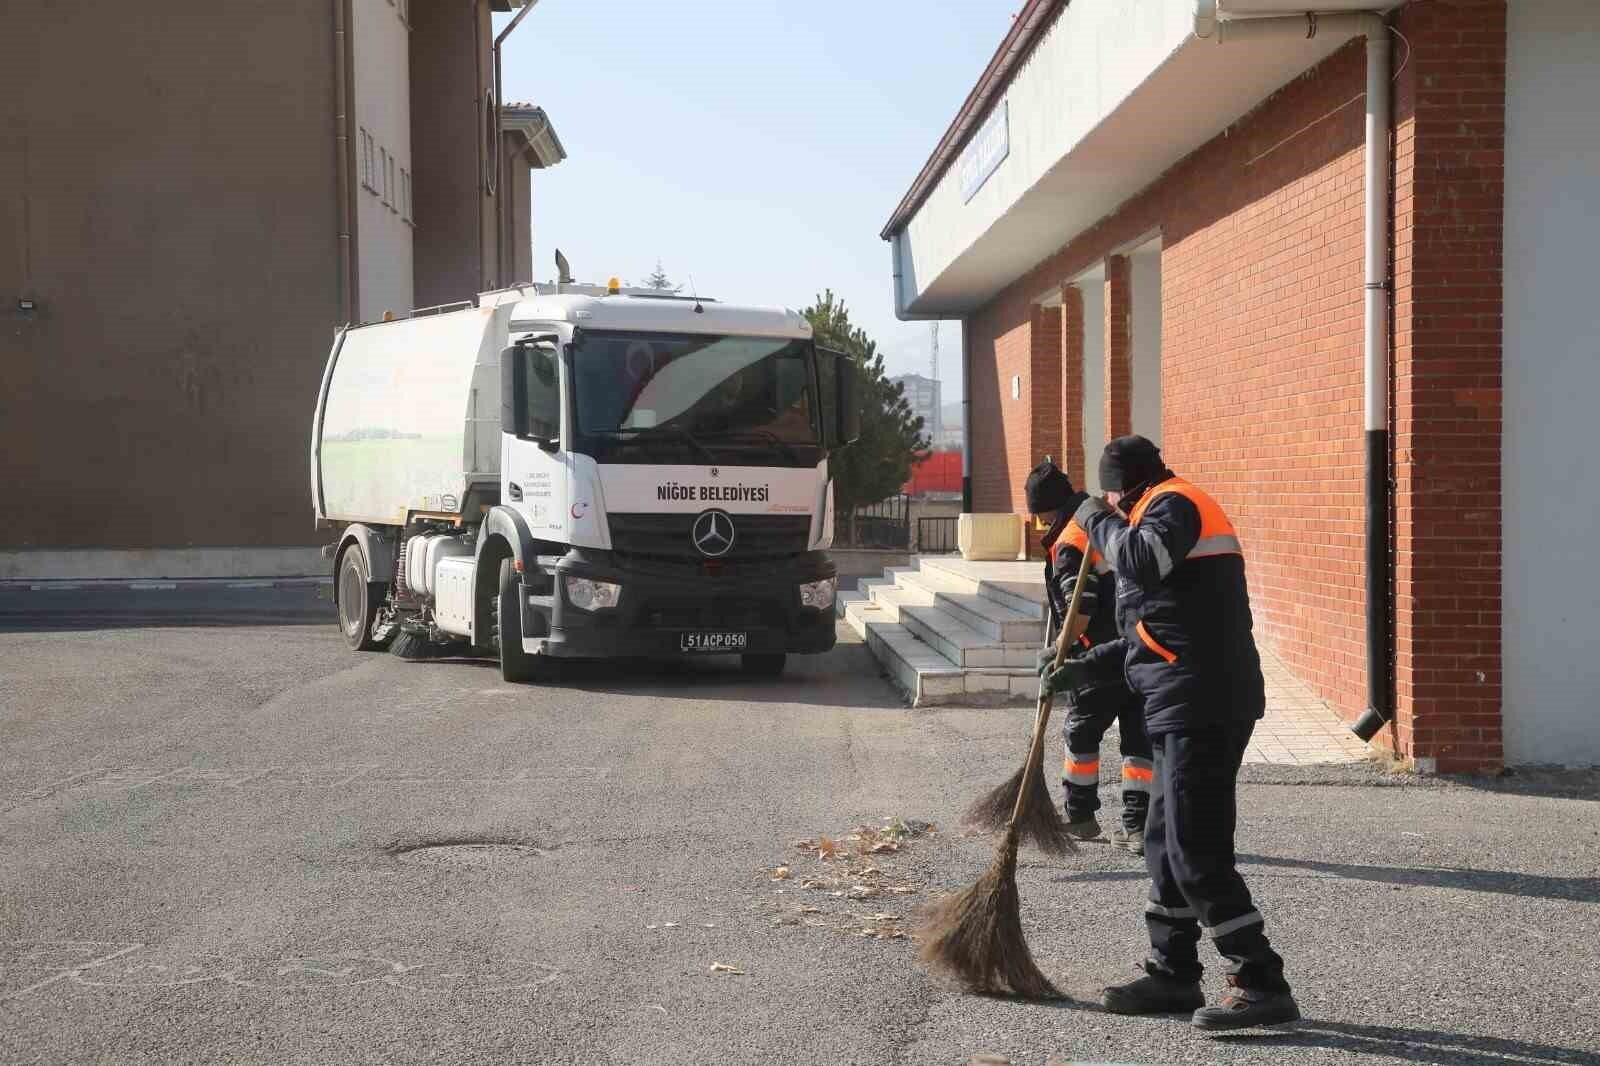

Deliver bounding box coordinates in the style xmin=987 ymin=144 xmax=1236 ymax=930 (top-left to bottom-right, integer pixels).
xmin=1024 ymin=459 xmax=1152 ymax=854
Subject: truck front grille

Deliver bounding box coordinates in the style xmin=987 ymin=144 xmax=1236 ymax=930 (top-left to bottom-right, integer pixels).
xmin=607 ymin=513 xmax=811 ymax=560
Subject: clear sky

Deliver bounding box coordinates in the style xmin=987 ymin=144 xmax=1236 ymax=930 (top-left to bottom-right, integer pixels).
xmin=499 ymin=1 xmax=1020 ymax=405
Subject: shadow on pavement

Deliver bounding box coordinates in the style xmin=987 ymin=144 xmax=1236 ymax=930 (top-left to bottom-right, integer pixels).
xmin=0 ymin=584 xmax=332 ymax=632
xmin=1237 ymin=853 xmax=1600 ymax=905
xmin=1052 ymin=853 xmax=1600 ymax=904
xmin=0 ymin=612 xmax=331 ymax=632
xmin=1215 ymin=1019 xmax=1598 ymax=1065
xmin=1432 ymin=767 xmax=1600 ymax=802
xmin=399 ymin=639 xmax=910 ymax=711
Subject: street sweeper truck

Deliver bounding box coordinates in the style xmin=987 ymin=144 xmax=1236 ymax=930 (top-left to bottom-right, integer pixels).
xmin=310 ymin=283 xmax=859 ymax=682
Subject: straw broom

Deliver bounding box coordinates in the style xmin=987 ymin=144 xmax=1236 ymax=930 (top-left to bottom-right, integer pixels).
xmin=959 ymin=546 xmax=1097 ymax=854
xmin=916 ymin=547 xmax=1095 ymax=998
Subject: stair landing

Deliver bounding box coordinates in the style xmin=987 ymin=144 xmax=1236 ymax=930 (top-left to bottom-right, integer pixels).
xmin=841 ymin=556 xmax=1372 ymax=765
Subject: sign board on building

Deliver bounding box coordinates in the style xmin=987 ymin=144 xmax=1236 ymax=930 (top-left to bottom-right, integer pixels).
xmin=959 ymin=100 xmax=1010 ymax=203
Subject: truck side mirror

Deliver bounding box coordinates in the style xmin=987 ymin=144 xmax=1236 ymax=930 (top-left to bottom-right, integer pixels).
xmin=816 ymin=346 xmax=860 ymax=449
xmin=502 ymin=340 xmax=560 ymax=447
xmin=502 ymin=345 xmax=529 ymax=438
xmin=839 ymin=358 xmax=861 ymax=446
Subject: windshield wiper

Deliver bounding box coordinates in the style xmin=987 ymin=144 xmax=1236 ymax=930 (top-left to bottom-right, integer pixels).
xmin=695 ymin=427 xmax=804 ymax=464
xmin=591 ymin=425 xmax=716 ymax=464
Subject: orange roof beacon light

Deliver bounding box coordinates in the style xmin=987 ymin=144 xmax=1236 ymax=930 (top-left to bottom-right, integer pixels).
xmin=607 ymin=276 xmax=621 ymax=295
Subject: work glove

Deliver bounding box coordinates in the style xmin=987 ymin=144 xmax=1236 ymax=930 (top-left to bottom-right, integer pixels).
xmin=1073 ymin=494 xmax=1112 ymax=530
xmin=1037 ymin=656 xmax=1090 ymax=696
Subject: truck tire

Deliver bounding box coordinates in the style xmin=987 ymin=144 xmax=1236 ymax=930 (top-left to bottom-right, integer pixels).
xmin=495 ymin=557 xmax=541 ymax=683
xmin=741 ymin=653 xmax=787 ymax=678
xmin=337 ymin=544 xmax=387 ymax=651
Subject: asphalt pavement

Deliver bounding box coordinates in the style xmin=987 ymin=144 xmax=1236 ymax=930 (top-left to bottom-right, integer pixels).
xmin=1 ymin=604 xmax=1597 ymax=1065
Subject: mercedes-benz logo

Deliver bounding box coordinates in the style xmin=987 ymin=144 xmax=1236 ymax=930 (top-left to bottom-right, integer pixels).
xmin=691 ymin=508 xmax=736 ymax=558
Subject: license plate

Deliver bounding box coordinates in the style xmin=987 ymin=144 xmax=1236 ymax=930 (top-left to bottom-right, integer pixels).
xmin=680 ymin=631 xmax=747 ymax=652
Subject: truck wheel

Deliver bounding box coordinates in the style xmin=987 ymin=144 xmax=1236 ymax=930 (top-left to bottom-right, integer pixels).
xmin=495 ymin=557 xmax=540 ymax=683
xmin=337 ymin=544 xmax=386 ymax=651
xmin=741 ymin=653 xmax=786 ymax=678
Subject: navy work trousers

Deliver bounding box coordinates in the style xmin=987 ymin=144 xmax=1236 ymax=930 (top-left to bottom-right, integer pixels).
xmin=1142 ymin=723 xmax=1288 ymax=990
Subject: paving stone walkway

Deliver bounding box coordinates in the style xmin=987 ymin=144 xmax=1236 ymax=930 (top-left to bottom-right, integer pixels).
xmin=1252 ymin=646 xmax=1372 ymax=764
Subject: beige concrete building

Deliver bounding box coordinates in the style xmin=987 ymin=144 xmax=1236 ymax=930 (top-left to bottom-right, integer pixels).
xmin=0 ymin=0 xmax=566 ymax=578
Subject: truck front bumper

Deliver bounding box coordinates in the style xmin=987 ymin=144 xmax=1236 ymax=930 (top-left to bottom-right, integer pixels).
xmin=523 ymin=549 xmax=837 ymax=659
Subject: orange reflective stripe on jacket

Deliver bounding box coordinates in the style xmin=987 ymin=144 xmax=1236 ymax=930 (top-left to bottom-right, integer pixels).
xmin=1136 ymin=621 xmax=1178 ymax=664
xmin=1127 ymin=478 xmax=1243 ymax=559
xmin=1050 ymin=519 xmax=1108 ymax=570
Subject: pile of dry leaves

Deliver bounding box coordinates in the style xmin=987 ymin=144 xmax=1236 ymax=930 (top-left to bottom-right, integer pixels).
xmin=761 ymin=817 xmax=936 ymax=942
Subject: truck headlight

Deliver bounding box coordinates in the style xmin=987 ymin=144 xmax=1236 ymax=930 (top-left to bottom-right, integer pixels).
xmin=799 ymin=577 xmax=836 ymax=611
xmin=564 ymin=576 xmax=621 ymax=611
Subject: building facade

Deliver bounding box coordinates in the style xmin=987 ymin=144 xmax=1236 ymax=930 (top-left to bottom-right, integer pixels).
xmin=0 ymin=0 xmax=564 ymax=578
xmin=890 ymin=372 xmax=944 ymax=448
xmin=882 ymin=0 xmax=1598 ymax=770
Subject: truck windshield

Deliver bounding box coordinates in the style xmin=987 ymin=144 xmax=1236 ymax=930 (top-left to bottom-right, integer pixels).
xmin=571 ymin=331 xmax=820 ymax=460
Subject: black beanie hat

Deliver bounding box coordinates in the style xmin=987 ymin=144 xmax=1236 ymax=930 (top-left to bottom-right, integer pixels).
xmin=1024 ymin=460 xmax=1076 ymax=515
xmin=1099 ymin=435 xmax=1165 ymax=492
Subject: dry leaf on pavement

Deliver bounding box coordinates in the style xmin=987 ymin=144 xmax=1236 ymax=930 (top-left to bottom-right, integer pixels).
xmin=708 ymin=962 xmax=746 ymax=975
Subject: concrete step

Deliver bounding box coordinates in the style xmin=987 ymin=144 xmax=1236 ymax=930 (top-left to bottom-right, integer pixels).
xmin=898 ymin=603 xmax=1039 ymax=669
xmin=974 ymin=578 xmax=1046 ymax=620
xmin=864 ymin=582 xmax=936 ymax=621
xmin=918 ymin=556 xmax=1040 ymax=589
xmin=861 ymin=618 xmax=1038 ymax=707
xmin=895 ymin=568 xmax=972 ymax=598
xmin=856 ymin=576 xmax=896 ymax=598
xmin=835 ymin=588 xmax=869 ymax=621
xmin=909 ymin=557 xmax=1047 ymax=620
xmin=931 ymin=590 xmax=1044 ymax=644
xmin=842 ymin=596 xmax=891 ymax=640
xmin=861 ymin=619 xmax=965 ymax=704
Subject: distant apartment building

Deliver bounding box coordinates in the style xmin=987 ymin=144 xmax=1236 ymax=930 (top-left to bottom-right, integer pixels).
xmin=0 ymin=0 xmax=565 ymax=578
xmin=890 ymin=373 xmax=943 ymax=450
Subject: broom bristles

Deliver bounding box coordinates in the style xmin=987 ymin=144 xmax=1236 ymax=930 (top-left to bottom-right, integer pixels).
xmin=914 ymin=836 xmax=1061 ymax=1000
xmin=960 ymin=747 xmax=1077 ymax=855
xmin=389 ymin=628 xmax=468 ymax=661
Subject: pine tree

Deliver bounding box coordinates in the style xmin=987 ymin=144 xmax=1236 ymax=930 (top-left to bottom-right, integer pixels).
xmin=803 ymin=290 xmax=928 ymax=523
xmin=644 ymin=260 xmax=680 ymax=293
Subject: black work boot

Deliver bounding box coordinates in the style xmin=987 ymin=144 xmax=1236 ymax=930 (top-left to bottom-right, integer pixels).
xmin=1063 ymin=813 xmax=1103 ymax=841
xmin=1101 ymin=971 xmax=1205 ymax=1015
xmin=1191 ymin=975 xmax=1301 ymax=1031
xmin=1109 ymin=825 xmax=1144 ymax=856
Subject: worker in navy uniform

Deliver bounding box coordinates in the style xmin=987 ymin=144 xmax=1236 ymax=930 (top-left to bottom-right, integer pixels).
xmin=1039 ymin=435 xmax=1297 ymax=1031
xmin=1024 ymin=460 xmax=1151 ymax=853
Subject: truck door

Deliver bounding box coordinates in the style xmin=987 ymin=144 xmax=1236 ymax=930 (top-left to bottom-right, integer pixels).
xmin=501 ymin=336 xmax=568 ymax=539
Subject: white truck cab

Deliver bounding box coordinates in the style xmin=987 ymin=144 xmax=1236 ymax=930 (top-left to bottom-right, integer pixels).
xmin=311 ymin=285 xmax=859 ymax=681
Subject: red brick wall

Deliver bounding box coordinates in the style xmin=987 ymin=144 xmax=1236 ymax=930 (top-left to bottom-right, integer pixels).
xmin=1104 ymin=256 xmax=1133 ymax=441
xmin=1059 ymin=287 xmax=1086 ymax=488
xmin=1391 ymin=0 xmax=1506 ymax=772
xmin=964 ymin=40 xmax=1373 ymax=721
xmin=967 ymin=286 xmax=1037 ymax=515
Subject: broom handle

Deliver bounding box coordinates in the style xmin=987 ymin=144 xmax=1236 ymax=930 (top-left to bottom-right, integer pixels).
xmin=1009 ymin=544 xmax=1097 ymax=827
